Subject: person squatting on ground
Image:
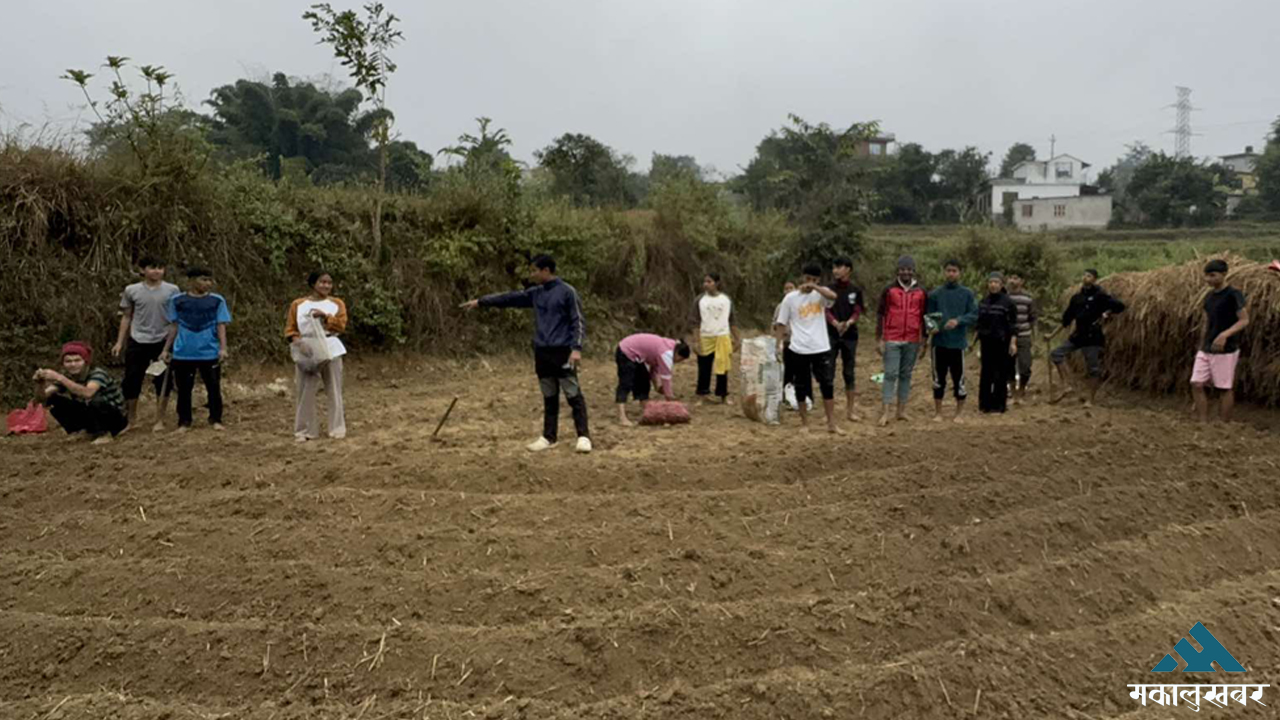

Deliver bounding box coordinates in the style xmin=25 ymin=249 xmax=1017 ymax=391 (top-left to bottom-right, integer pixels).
xmin=689 ymin=272 xmax=739 ymax=405
xmin=160 ymin=267 xmax=232 ymax=432
xmin=615 ymin=333 xmax=692 ymax=426
xmin=876 ymin=256 xmax=928 ymax=426
xmin=1046 ymin=269 xmax=1126 ymax=407
xmin=285 ymin=270 xmax=349 ymax=442
xmin=775 ymin=264 xmax=844 ymax=434
xmin=461 ymin=255 xmax=592 ymax=454
xmin=111 ymin=256 xmax=179 ymax=433
xmin=1005 ymin=273 xmax=1037 ymax=404
xmin=33 ymin=341 xmax=128 ymax=444
xmin=976 ymin=272 xmax=1020 ymax=414
xmin=826 ymin=257 xmax=866 ymax=421
xmin=1192 ymin=259 xmax=1249 ymax=423
xmin=926 ymin=259 xmax=977 ymax=423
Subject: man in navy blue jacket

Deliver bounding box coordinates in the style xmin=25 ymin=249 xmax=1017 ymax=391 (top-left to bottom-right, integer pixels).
xmin=462 ymin=255 xmax=592 ymax=453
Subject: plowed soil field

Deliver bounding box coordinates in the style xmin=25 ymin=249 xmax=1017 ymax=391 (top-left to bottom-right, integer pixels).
xmin=4 ymin=349 xmax=1280 ymax=719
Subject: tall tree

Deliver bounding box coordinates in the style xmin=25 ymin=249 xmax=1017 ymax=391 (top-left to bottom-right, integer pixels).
xmin=534 ymin=133 xmax=637 ymax=207
xmin=734 ymin=115 xmax=879 ymax=264
xmin=1126 ymin=153 xmax=1226 ymax=227
xmin=1097 ymin=141 xmax=1155 ymax=223
xmin=206 ymin=73 xmax=374 ymax=180
xmin=649 ymin=153 xmax=702 ymax=185
xmin=304 ymin=2 xmax=403 ymax=261
xmin=1256 ymin=117 xmax=1280 ymax=214
xmin=440 ymin=117 xmax=516 ymax=176
xmin=873 ymin=142 xmax=938 ymax=223
xmin=998 ymin=142 xmax=1037 ymax=178
xmin=933 ymin=146 xmax=992 ymax=222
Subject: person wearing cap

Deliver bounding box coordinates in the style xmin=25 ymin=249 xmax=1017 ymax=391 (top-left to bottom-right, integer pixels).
xmin=926 ymin=259 xmax=978 ymax=423
xmin=975 ymin=272 xmax=1019 ymax=414
xmin=875 ymin=255 xmax=928 ymax=426
xmin=1192 ymin=259 xmax=1249 ymax=422
xmin=1046 ymin=268 xmax=1126 ymax=407
xmin=33 ymin=342 xmax=127 ymax=444
xmin=160 ymin=267 xmax=232 ymax=432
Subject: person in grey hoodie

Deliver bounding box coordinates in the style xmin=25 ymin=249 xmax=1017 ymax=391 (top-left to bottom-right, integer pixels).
xmin=926 ymin=259 xmax=978 ymax=423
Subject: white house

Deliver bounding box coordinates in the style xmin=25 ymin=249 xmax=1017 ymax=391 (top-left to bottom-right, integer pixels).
xmin=1013 ymin=195 xmax=1112 ymax=231
xmin=978 ymin=154 xmax=1094 ymax=221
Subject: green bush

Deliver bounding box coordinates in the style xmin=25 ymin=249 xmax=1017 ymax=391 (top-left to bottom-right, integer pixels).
xmin=0 ymin=140 xmax=796 ymax=405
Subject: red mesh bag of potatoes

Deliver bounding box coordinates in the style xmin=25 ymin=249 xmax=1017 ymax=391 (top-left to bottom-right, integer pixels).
xmin=639 ymin=401 xmax=691 ymax=426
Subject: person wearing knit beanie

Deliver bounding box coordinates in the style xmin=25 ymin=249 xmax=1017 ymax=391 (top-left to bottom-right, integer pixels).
xmin=34 ymin=341 xmax=127 ymax=443
xmin=61 ymin=341 xmax=93 ymax=364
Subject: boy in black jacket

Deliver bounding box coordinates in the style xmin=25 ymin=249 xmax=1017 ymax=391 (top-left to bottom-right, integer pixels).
xmin=1046 ymin=269 xmax=1126 ymax=408
xmin=976 ymin=273 xmax=1019 ymax=413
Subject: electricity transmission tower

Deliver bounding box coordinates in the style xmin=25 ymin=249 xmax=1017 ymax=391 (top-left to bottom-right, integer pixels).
xmin=1169 ymin=86 xmax=1196 ymax=158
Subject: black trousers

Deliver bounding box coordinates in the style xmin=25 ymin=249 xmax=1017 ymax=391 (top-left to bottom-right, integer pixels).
xmin=790 ymin=351 xmax=835 ymax=403
xmin=172 ymin=359 xmax=223 ymax=426
xmin=696 ymin=351 xmax=728 ymax=398
xmin=782 ymin=343 xmax=796 ymax=387
xmin=121 ymin=339 xmax=170 ymax=401
xmin=535 ymin=347 xmax=589 ymax=443
xmin=47 ymin=394 xmax=127 ymax=437
xmin=615 ymin=347 xmax=652 ymax=403
xmin=978 ymin=336 xmax=1011 ymax=413
xmin=829 ymin=333 xmax=858 ymax=391
xmin=932 ymin=346 xmax=967 ymax=400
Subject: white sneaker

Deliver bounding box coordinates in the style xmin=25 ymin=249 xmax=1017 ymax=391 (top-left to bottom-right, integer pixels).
xmin=575 ymin=437 xmax=593 ymax=454
xmin=784 ymin=384 xmax=799 ymax=410
xmin=526 ymin=437 xmax=556 ymax=452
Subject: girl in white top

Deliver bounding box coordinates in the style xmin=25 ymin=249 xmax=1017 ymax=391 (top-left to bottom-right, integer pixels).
xmin=284 ymin=271 xmax=348 ymax=441
xmin=689 ymin=272 xmax=739 ymax=403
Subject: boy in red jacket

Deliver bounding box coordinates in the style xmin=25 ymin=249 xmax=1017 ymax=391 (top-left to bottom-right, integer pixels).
xmin=876 ymin=256 xmax=928 ymax=426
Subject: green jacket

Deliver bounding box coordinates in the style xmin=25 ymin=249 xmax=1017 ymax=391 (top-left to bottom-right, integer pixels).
xmin=927 ymin=282 xmax=978 ymax=349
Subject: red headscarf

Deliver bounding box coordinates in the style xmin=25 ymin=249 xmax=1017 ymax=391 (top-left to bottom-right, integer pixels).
xmin=61 ymin=341 xmax=92 ymax=364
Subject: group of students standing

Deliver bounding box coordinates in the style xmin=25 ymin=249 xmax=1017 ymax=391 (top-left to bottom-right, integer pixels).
xmin=32 ymin=258 xmax=348 ymax=444
xmin=34 ymin=251 xmax=1249 ymax=448
xmin=456 ymin=252 xmax=1143 ymax=453
xmin=769 ymin=255 xmax=1049 ymax=431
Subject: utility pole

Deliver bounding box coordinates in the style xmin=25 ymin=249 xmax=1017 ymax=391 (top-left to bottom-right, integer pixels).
xmin=1049 ymin=134 xmax=1056 ymax=158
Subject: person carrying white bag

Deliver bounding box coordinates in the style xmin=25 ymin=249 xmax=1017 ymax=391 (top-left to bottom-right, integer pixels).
xmin=285 ymin=270 xmax=348 ymax=442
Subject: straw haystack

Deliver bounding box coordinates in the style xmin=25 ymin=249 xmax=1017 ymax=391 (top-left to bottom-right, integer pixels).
xmin=1060 ymin=254 xmax=1280 ymax=405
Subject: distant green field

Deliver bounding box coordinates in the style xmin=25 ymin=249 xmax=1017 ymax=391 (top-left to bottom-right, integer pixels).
xmin=854 ymin=224 xmax=1280 ymax=310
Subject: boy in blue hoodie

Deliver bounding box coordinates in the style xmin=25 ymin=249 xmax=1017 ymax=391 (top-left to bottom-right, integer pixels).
xmin=926 ymin=260 xmax=978 ymax=423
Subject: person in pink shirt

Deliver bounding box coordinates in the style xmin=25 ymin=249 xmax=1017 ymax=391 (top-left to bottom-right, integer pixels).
xmin=615 ymin=333 xmax=692 ymax=426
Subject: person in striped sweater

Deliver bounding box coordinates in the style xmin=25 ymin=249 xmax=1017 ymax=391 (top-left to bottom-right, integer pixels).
xmin=1005 ymin=273 xmax=1037 ymax=404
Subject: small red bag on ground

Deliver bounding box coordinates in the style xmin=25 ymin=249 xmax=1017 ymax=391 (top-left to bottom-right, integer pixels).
xmin=640 ymin=401 xmax=691 ymax=426
xmin=5 ymin=402 xmax=48 ymax=435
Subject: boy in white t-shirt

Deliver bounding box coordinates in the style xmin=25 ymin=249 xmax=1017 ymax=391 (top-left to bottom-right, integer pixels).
xmin=774 ymin=264 xmax=844 ymax=434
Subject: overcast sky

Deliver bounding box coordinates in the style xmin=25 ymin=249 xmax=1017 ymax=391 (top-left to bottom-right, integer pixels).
xmin=3 ymin=0 xmax=1278 ymax=177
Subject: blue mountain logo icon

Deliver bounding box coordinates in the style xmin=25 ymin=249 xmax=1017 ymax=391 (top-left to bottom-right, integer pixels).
xmin=1152 ymin=622 xmax=1246 ymax=672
